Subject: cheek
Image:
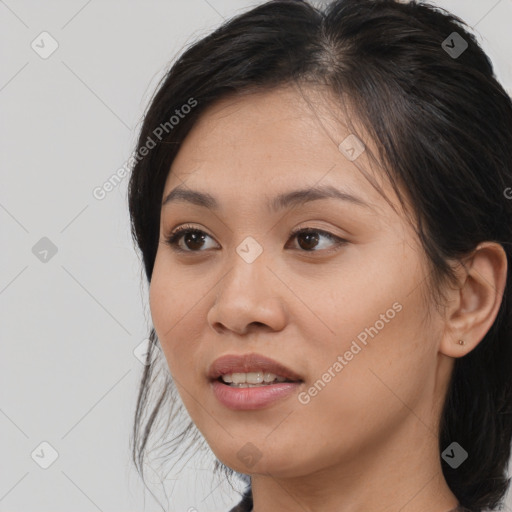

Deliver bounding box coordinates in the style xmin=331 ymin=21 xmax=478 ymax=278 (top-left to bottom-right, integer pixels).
xmin=283 ymin=307 xmax=433 ymax=469
xmin=301 ymin=248 xmax=419 ymax=361
xmin=149 ymin=262 xmax=199 ymax=375
xmin=300 ymin=250 xmax=434 ymax=417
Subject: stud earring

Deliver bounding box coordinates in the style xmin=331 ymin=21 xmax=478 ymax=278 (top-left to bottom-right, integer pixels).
xmin=458 ymin=339 xmax=466 ymax=346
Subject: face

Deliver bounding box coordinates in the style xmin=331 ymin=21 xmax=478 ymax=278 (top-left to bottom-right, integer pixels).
xmin=149 ymin=85 xmax=449 ymax=478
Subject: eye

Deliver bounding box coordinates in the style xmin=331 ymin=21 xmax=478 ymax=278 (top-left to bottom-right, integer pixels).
xmin=164 ymin=225 xmax=347 ymax=253
xmin=164 ymin=224 xmax=219 ymax=253
xmin=286 ymin=227 xmax=347 ymax=252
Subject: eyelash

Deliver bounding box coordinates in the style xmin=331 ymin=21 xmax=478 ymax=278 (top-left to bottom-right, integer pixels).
xmin=164 ymin=224 xmax=347 ymax=254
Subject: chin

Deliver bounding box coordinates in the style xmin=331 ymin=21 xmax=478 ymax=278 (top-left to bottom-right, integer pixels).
xmin=217 ymin=447 xmax=307 ymax=478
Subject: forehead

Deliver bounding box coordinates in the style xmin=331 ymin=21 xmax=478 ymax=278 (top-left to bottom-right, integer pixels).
xmin=163 ymin=86 xmax=397 ymax=215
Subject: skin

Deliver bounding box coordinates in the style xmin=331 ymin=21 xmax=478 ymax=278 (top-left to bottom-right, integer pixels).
xmin=149 ymin=85 xmax=507 ymax=512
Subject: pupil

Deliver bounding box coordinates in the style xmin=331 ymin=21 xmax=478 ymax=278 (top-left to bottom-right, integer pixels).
xmin=186 ymin=232 xmax=205 ymax=250
xmin=298 ymin=232 xmax=319 ymax=250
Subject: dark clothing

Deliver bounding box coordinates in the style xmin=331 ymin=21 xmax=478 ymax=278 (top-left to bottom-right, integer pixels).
xmin=228 ymin=484 xmax=252 ymax=512
xmin=228 ymin=485 xmax=474 ymax=512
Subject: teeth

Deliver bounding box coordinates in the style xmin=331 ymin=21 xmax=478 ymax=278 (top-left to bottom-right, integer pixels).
xmin=220 ymin=372 xmax=288 ymax=384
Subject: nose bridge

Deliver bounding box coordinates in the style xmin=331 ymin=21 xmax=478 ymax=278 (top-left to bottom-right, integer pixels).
xmin=221 ymin=235 xmax=271 ymax=301
xmin=208 ymin=236 xmax=286 ymax=334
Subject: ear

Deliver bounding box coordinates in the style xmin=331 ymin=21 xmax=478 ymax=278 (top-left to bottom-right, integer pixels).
xmin=440 ymin=242 xmax=508 ymax=358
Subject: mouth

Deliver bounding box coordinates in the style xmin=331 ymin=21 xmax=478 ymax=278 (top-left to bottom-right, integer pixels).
xmin=208 ymin=353 xmax=304 ymax=410
xmin=208 ymin=352 xmax=304 ymax=386
xmin=215 ymin=371 xmax=301 ymax=388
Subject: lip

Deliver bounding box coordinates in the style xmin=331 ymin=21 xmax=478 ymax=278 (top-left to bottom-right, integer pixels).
xmin=211 ymin=380 xmax=302 ymax=410
xmin=208 ymin=353 xmax=304 ymax=411
xmin=208 ymin=352 xmax=303 ymax=382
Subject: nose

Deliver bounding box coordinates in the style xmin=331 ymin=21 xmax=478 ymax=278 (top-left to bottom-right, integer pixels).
xmin=207 ymin=250 xmax=288 ymax=336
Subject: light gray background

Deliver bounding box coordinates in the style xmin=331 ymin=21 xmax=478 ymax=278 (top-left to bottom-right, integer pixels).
xmin=1 ymin=1 xmax=511 ymax=511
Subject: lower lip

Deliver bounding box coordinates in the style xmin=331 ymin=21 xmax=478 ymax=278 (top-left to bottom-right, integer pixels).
xmin=211 ymin=380 xmax=302 ymax=410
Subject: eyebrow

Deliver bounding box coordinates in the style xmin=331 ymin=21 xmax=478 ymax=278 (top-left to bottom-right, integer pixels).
xmin=161 ymin=183 xmax=371 ymax=213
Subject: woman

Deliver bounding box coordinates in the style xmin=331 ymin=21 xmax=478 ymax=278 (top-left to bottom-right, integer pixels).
xmin=128 ymin=1 xmax=512 ymax=511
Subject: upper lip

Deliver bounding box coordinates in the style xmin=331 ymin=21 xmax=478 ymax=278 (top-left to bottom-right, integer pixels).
xmin=208 ymin=353 xmax=303 ymax=382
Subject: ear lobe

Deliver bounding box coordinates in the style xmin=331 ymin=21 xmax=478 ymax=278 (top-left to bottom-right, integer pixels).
xmin=440 ymin=242 xmax=508 ymax=358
